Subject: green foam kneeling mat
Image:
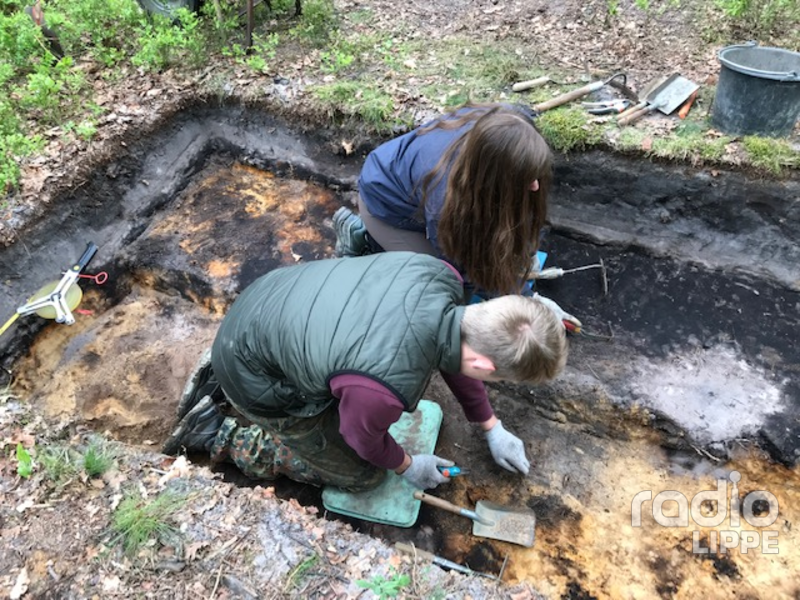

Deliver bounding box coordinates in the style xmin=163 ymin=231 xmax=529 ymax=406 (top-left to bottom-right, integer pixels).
xmin=321 ymin=399 xmax=443 ymax=527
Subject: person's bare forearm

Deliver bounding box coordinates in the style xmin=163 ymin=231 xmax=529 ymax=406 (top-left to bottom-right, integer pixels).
xmin=479 ymin=414 xmax=499 ymax=431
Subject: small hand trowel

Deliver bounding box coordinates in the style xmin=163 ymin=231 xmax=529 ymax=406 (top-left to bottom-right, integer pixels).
xmin=413 ymin=491 xmax=537 ymax=547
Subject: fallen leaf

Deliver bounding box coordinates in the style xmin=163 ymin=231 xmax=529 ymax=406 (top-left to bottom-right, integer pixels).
xmin=184 ymin=541 xmax=209 ymax=561
xmin=102 ymin=575 xmax=121 ymax=592
xmin=103 ymin=468 xmax=128 ymax=491
xmin=641 ymin=136 xmax=653 ymax=151
xmin=158 ymin=455 xmax=191 ymax=487
xmin=9 ymin=567 xmax=29 ymax=600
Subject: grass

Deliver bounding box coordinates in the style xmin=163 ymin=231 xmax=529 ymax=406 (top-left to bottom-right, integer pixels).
xmin=311 ymin=80 xmax=404 ymax=132
xmin=38 ymin=436 xmax=116 ymax=484
xmin=82 ymin=437 xmax=116 ymax=477
xmin=416 ymin=36 xmax=533 ymax=108
xmin=742 ymin=135 xmax=800 ymax=175
xmin=39 ymin=445 xmax=81 ymax=484
xmin=284 ymin=554 xmax=320 ymax=591
xmin=617 ymin=121 xmax=734 ymax=163
xmin=110 ymin=490 xmax=185 ymax=556
xmin=536 ymin=106 xmax=605 ymax=153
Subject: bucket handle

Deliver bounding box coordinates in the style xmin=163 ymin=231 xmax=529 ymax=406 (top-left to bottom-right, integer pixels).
xmin=719 ymin=40 xmax=800 ymax=82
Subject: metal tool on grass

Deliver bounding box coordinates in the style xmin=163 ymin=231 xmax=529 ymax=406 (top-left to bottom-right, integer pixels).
xmin=529 ymin=259 xmax=608 ymax=296
xmin=582 ymin=99 xmax=631 ymax=115
xmin=394 ymin=542 xmax=500 ymax=580
xmin=0 ymin=242 xmax=102 ymax=337
xmin=533 ymin=72 xmax=628 ymax=113
xmin=617 ymin=74 xmax=699 ymax=126
xmin=413 ymin=491 xmax=536 ymax=547
xmin=617 ymin=75 xmax=671 ymax=119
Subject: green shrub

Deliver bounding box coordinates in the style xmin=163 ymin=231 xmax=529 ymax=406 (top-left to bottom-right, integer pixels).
xmin=132 ymin=8 xmax=205 ymax=71
xmin=15 ymin=443 xmax=33 ymax=478
xmin=713 ymin=0 xmax=800 ymax=39
xmin=0 ymin=9 xmax=48 ymax=70
xmin=357 ymin=570 xmax=412 ymax=599
xmin=291 ymin=0 xmax=336 ymax=43
xmin=49 ymin=0 xmax=145 ymax=65
xmin=16 ymin=57 xmax=86 ymax=122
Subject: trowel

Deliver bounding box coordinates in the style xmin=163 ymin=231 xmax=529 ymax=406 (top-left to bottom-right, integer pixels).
xmin=617 ymin=74 xmax=699 ymax=126
xmin=414 ymin=491 xmax=537 ymax=547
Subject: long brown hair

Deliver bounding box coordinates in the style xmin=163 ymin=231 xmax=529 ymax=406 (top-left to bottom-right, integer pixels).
xmin=420 ymin=104 xmax=552 ymax=294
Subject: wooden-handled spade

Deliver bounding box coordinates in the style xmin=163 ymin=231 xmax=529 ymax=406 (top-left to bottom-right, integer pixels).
xmin=413 ymin=491 xmax=536 ymax=547
xmin=617 ymin=74 xmax=699 ymax=126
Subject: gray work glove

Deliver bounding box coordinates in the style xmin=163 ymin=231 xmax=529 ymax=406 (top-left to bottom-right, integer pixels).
xmin=400 ymin=454 xmax=454 ymax=490
xmin=532 ymin=292 xmax=582 ymax=329
xmin=485 ymin=420 xmax=530 ymax=474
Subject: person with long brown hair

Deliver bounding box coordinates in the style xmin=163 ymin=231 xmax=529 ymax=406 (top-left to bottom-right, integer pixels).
xmin=334 ymin=103 xmax=552 ymax=296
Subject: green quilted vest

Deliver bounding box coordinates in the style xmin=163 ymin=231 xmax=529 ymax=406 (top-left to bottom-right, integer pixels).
xmin=211 ymin=252 xmax=465 ymax=420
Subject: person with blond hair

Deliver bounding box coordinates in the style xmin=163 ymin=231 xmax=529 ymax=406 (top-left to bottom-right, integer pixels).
xmin=164 ymin=252 xmax=567 ymax=492
xmin=334 ymin=103 xmax=554 ymax=297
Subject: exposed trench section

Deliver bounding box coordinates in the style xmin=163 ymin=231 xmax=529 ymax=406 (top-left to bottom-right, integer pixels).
xmin=1 ymin=107 xmax=799 ymax=599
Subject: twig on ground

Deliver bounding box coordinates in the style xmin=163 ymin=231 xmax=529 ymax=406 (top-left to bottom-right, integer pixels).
xmin=691 ymin=444 xmax=722 ymax=462
xmin=208 ymin=559 xmax=225 ymax=600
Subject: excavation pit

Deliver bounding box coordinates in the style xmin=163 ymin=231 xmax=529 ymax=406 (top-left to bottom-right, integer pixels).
xmin=1 ymin=107 xmax=799 ymax=598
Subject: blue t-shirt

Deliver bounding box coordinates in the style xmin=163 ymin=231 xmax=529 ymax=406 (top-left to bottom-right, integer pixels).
xmin=357 ymin=108 xmax=481 ymax=255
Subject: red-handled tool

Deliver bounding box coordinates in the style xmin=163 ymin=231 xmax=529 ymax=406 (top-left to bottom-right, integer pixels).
xmin=564 ymin=320 xmax=614 ymax=341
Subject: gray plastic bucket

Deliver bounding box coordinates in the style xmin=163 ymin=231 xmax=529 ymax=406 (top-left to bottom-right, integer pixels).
xmin=711 ymin=42 xmax=800 ymax=137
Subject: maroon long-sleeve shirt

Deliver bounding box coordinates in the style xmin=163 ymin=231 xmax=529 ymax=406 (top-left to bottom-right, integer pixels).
xmin=329 ymin=372 xmax=493 ymax=470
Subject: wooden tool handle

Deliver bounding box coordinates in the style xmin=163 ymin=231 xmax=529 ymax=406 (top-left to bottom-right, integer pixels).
xmin=678 ymin=90 xmax=698 ymax=119
xmin=511 ymin=76 xmax=551 ymax=92
xmin=395 ymin=542 xmax=435 ymax=561
xmin=617 ymin=104 xmax=654 ymax=126
xmin=617 ymin=100 xmax=645 ymax=119
xmin=533 ymin=81 xmax=603 ymax=112
xmin=413 ymin=491 xmax=465 ymax=514
xmin=414 ymin=490 xmax=484 ymax=521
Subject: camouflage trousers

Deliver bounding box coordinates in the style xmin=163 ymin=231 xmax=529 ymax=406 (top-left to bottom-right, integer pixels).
xmin=209 ymin=405 xmax=386 ymax=493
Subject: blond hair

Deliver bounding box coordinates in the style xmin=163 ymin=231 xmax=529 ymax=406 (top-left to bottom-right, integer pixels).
xmin=461 ymin=296 xmax=567 ymax=383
